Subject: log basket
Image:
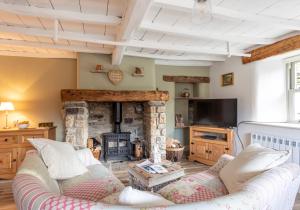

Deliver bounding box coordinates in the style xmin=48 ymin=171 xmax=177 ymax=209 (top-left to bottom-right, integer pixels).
xmin=166 ymin=147 xmax=184 ymax=162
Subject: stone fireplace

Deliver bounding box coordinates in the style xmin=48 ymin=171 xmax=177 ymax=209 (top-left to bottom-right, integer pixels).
xmin=61 ymin=89 xmax=169 ymax=159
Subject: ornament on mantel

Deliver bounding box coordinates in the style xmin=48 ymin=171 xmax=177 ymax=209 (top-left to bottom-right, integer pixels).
xmin=107 ymin=69 xmax=123 ymax=85
xmin=132 ymin=67 xmax=144 ymax=77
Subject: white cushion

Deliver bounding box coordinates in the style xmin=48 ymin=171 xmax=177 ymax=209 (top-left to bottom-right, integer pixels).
xmin=29 ymin=138 xmax=99 ymax=167
xmin=118 ymin=186 xmax=174 ymax=207
xmin=76 ymin=148 xmax=101 ymax=167
xmin=219 ymin=143 xmax=290 ymax=193
xmin=28 ymin=138 xmax=51 ymax=151
xmin=29 ymin=139 xmax=88 ymax=179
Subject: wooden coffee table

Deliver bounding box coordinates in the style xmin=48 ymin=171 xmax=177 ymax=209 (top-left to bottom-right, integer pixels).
xmin=128 ymin=160 xmax=185 ymax=192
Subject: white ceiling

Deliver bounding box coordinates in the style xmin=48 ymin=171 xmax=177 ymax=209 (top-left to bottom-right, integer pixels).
xmin=0 ymin=0 xmax=298 ymax=66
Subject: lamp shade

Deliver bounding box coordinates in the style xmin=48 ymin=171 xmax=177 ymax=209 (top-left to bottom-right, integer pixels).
xmin=0 ymin=102 xmax=15 ymax=111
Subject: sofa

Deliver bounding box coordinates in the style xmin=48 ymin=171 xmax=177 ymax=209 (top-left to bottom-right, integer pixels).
xmin=13 ymin=149 xmax=300 ymax=210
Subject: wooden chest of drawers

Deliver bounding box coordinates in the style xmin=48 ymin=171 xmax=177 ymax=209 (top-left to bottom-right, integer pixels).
xmin=0 ymin=127 xmax=56 ymax=179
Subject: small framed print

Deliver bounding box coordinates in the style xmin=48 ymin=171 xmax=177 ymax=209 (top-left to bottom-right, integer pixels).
xmin=221 ymin=72 xmax=234 ymax=86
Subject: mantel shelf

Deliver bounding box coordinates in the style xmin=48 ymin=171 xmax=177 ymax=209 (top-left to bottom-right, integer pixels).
xmin=163 ymin=75 xmax=210 ymax=83
xmin=61 ymin=89 xmax=169 ymax=102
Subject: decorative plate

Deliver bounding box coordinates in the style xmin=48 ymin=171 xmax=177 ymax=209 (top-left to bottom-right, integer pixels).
xmin=107 ymin=70 xmax=123 ymax=85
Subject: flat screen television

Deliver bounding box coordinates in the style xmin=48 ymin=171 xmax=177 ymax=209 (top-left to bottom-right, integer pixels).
xmin=188 ymin=99 xmax=237 ymax=128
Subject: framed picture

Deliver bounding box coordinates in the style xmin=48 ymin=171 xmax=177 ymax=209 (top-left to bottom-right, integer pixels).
xmin=221 ymin=72 xmax=234 ymax=86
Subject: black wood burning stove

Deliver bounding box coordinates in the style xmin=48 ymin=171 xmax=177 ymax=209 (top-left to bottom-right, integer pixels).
xmin=102 ymin=102 xmax=131 ymax=161
xmin=103 ymin=132 xmax=131 ymax=161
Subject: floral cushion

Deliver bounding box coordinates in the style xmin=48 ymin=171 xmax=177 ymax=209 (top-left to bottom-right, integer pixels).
xmin=63 ymin=177 xmax=124 ymax=202
xmin=158 ymin=170 xmax=228 ymax=204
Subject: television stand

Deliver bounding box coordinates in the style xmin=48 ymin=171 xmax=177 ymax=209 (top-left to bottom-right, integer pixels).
xmin=189 ymin=126 xmax=233 ymax=165
xmin=201 ymin=135 xmax=218 ymax=140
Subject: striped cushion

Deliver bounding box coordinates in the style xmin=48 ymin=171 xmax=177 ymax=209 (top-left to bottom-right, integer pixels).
xmin=41 ymin=196 xmax=95 ymax=210
xmin=13 ymin=174 xmax=98 ymax=210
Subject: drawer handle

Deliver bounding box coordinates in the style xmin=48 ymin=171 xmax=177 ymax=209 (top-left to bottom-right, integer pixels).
xmin=191 ymin=152 xmax=194 ymax=155
xmin=205 ymin=150 xmax=209 ymax=153
xmin=4 ymin=138 xmax=8 ymax=142
xmin=191 ymin=142 xmax=194 ymax=145
xmin=13 ymin=159 xmax=17 ymax=162
xmin=225 ymin=148 xmax=229 ymax=150
xmin=208 ymin=151 xmax=212 ymax=154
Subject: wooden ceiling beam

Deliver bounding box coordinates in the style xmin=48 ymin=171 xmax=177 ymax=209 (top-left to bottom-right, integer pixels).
xmin=242 ymin=35 xmax=300 ymax=64
xmin=155 ymin=60 xmax=212 ymax=66
xmin=0 ymin=38 xmax=113 ymax=54
xmin=127 ymin=40 xmax=250 ymax=57
xmin=0 ymin=2 xmax=121 ymax=25
xmin=0 ymin=24 xmax=249 ymax=57
xmin=0 ymin=49 xmax=76 ymax=59
xmin=112 ymin=0 xmax=153 ymax=65
xmin=141 ymin=22 xmax=274 ymax=45
xmin=0 ymin=24 xmax=115 ymax=43
xmin=125 ymin=51 xmax=225 ymax=62
xmin=154 ymin=0 xmax=300 ymax=31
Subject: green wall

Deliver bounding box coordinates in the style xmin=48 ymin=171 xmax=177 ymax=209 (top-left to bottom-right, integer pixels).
xmin=78 ymin=53 xmax=156 ymax=90
xmin=155 ymin=65 xmax=209 ymax=145
xmin=77 ymin=53 xmax=210 ymax=145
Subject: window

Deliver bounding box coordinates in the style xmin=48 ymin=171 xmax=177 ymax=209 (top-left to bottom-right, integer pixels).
xmin=288 ymin=62 xmax=300 ymax=122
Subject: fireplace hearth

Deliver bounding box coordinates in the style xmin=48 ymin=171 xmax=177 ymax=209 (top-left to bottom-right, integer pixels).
xmin=62 ymin=89 xmax=169 ymax=161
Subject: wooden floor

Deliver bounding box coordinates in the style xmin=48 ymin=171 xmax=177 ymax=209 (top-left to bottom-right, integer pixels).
xmin=0 ymin=160 xmax=300 ymax=210
xmin=0 ymin=180 xmax=16 ymax=210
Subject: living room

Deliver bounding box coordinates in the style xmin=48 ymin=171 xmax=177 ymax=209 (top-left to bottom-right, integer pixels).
xmin=1 ymin=0 xmax=300 ymax=209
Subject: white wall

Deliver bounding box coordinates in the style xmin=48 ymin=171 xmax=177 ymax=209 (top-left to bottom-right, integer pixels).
xmin=209 ymin=57 xmax=294 ymax=153
xmin=252 ymin=59 xmax=287 ymax=121
xmin=210 ymin=57 xmax=255 ymax=122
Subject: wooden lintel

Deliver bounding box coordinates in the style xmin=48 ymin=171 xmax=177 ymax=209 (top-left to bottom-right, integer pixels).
xmin=163 ymin=75 xmax=210 ymax=83
xmin=242 ymin=35 xmax=300 ymax=64
xmin=61 ymin=89 xmax=169 ymax=102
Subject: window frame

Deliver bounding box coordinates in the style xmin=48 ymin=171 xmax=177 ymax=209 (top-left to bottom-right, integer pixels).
xmin=287 ymin=61 xmax=300 ymax=122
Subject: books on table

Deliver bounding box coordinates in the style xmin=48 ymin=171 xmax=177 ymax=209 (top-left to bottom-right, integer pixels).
xmin=136 ymin=159 xmax=168 ymax=174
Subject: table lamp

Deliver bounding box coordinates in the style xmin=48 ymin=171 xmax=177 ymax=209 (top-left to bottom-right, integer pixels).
xmin=0 ymin=102 xmax=15 ymax=129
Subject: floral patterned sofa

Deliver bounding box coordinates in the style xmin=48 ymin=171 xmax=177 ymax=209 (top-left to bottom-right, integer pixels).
xmin=13 ymin=150 xmax=300 ymax=210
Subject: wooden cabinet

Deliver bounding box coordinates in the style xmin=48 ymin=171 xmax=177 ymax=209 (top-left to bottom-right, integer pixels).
xmin=189 ymin=126 xmax=233 ymax=165
xmin=190 ymin=141 xmax=208 ymax=160
xmin=0 ymin=127 xmax=56 ymax=179
xmin=0 ymin=148 xmax=17 ymax=177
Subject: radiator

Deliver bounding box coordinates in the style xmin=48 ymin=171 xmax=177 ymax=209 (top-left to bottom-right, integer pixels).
xmin=251 ymin=133 xmax=300 ymax=165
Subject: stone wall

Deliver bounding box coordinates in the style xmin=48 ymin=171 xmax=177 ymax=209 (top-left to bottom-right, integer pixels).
xmin=63 ymin=101 xmax=88 ymax=147
xmin=144 ymin=101 xmax=167 ymax=159
xmin=63 ymin=100 xmax=166 ymax=159
xmin=121 ymin=103 xmax=144 ymax=141
xmin=87 ymin=102 xmax=144 ymax=144
xmin=88 ymin=102 xmax=113 ymax=143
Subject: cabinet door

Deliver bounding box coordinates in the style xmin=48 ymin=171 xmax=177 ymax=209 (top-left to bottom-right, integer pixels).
xmin=0 ymin=148 xmax=17 ymax=174
xmin=191 ymin=141 xmax=208 ymax=160
xmin=208 ymin=144 xmax=226 ymax=162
